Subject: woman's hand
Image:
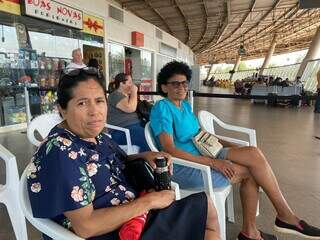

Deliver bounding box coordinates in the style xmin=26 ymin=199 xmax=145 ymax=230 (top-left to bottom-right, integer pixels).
xmin=140 ymin=190 xmax=175 ymax=210
xmin=129 ymin=84 xmax=138 ymax=96
xmin=140 ymin=151 xmax=173 ymax=175
xmin=213 ymin=159 xmax=235 ymax=179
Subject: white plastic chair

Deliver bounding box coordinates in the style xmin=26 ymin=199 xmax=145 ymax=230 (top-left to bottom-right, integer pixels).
xmin=105 ymin=124 xmax=140 ymax=154
xmin=198 ymin=110 xmax=260 ymax=218
xmin=198 ymin=110 xmax=257 ymax=148
xmin=19 ymin=166 xmax=84 ymax=240
xmin=27 ymin=113 xmax=63 ymax=146
xmin=0 ymin=144 xmax=28 ymax=240
xmin=144 ymin=122 xmax=232 ymax=240
xmin=26 ymin=113 xmax=139 ymax=154
xmin=20 ymin=163 xmax=180 ymax=240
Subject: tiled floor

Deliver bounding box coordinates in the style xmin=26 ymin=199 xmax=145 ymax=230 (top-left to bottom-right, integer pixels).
xmin=1 ymin=91 xmax=320 ymax=240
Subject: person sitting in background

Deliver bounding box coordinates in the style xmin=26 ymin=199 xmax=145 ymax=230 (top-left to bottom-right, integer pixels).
xmin=27 ymin=68 xmax=221 ymax=240
xmin=88 ymin=58 xmax=105 ymax=79
xmin=315 ymin=70 xmax=320 ymax=113
xmin=66 ymin=48 xmax=87 ymax=70
xmin=107 ymin=73 xmax=150 ymax=152
xmin=150 ymin=61 xmax=320 ymax=240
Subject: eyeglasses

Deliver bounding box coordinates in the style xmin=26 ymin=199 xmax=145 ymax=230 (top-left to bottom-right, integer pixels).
xmin=61 ymin=67 xmax=102 ymax=79
xmin=166 ymin=80 xmax=189 ymax=88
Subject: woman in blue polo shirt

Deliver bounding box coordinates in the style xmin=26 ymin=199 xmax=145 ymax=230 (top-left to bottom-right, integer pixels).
xmin=150 ymin=61 xmax=320 ymax=240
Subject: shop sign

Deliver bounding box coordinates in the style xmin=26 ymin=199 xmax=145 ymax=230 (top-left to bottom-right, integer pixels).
xmin=0 ymin=0 xmax=21 ymax=15
xmin=83 ymin=14 xmax=104 ymax=37
xmin=22 ymin=0 xmax=83 ymax=29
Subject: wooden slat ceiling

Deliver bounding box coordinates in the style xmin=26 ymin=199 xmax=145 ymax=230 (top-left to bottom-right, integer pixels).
xmin=116 ymin=0 xmax=320 ymax=64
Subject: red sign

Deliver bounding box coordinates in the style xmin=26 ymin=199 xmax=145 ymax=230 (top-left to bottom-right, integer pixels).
xmin=132 ymin=31 xmax=144 ymax=47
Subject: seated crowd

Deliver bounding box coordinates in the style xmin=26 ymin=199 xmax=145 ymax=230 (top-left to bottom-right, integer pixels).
xmin=27 ymin=62 xmax=320 ymax=240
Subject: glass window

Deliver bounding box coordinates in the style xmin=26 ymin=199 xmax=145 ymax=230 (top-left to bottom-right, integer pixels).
xmin=108 ymin=43 xmax=124 ymax=81
xmin=0 ymin=25 xmax=19 ymax=53
xmin=156 ymin=54 xmax=174 ymax=74
xmin=141 ymin=50 xmax=152 ymax=79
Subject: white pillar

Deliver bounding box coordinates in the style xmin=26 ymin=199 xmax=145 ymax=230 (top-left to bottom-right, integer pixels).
xmin=259 ymin=35 xmax=277 ymax=75
xmin=233 ymin=55 xmax=242 ymax=72
xmin=296 ymin=27 xmax=320 ymax=78
xmin=229 ymin=55 xmax=241 ymax=80
xmin=205 ymin=64 xmax=214 ymax=80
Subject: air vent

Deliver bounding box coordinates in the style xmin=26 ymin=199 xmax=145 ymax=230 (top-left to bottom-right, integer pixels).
xmin=155 ymin=28 xmax=163 ymax=39
xmin=109 ymin=5 xmax=124 ymax=23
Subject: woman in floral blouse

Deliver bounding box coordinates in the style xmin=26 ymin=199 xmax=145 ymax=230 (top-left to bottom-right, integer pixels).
xmin=27 ymin=68 xmax=221 ymax=240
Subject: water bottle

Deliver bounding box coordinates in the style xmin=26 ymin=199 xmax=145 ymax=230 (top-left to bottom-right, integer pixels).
xmin=154 ymin=157 xmax=171 ymax=191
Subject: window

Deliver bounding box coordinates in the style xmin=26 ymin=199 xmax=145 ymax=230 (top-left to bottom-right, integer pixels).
xmin=108 ymin=43 xmax=124 ymax=81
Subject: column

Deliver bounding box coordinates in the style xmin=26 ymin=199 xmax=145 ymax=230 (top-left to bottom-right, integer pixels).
xmin=296 ymin=27 xmax=320 ymax=78
xmin=205 ymin=64 xmax=214 ymax=80
xmin=229 ymin=55 xmax=241 ymax=80
xmin=259 ymin=35 xmax=277 ymax=75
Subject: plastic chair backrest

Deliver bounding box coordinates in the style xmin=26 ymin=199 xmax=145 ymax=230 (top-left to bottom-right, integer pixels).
xmin=27 ymin=113 xmax=63 ymax=146
xmin=0 ymin=144 xmax=20 ymax=189
xmin=198 ymin=111 xmax=217 ymax=134
xmin=144 ymin=122 xmax=159 ymax=152
xmin=19 ymin=166 xmax=84 ymax=240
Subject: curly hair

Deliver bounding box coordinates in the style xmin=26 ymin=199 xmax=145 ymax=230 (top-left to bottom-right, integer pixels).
xmin=157 ymin=61 xmax=192 ymax=96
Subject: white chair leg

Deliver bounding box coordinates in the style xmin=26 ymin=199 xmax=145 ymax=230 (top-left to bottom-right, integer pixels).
xmin=226 ymin=189 xmax=235 ymax=223
xmin=214 ymin=194 xmax=227 ymax=240
xmin=4 ymin=190 xmax=28 ymax=240
xmin=256 ymin=200 xmax=260 ymax=217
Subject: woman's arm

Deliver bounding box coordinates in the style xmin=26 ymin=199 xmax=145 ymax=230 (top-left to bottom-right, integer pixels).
xmin=64 ymin=190 xmax=175 ymax=238
xmin=116 ymin=85 xmax=138 ymax=113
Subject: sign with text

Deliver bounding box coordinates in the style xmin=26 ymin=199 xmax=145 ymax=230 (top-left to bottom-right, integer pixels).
xmin=23 ymin=0 xmax=83 ymax=29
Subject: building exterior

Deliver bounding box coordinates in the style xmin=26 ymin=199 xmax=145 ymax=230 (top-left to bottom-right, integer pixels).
xmin=0 ymin=0 xmax=194 ymax=132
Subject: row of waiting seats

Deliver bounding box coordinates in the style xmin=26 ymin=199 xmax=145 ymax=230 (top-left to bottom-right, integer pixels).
xmin=1 ymin=111 xmax=258 ymax=240
xmin=251 ymin=85 xmax=303 ymax=96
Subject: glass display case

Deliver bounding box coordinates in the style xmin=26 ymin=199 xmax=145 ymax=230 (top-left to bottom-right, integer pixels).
xmin=0 ymin=12 xmax=104 ymax=126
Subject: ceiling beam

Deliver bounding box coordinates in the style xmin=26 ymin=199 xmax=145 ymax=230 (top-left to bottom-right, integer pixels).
xmin=141 ymin=0 xmax=174 ymax=36
xmin=172 ymin=0 xmax=190 ymax=44
xmin=200 ymin=0 xmax=283 ymax=54
xmin=190 ymin=0 xmax=209 ymax=49
xmin=207 ymin=2 xmax=299 ymax=54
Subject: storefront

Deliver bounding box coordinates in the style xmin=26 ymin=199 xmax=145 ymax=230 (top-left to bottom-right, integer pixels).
xmin=0 ymin=0 xmax=105 ymax=131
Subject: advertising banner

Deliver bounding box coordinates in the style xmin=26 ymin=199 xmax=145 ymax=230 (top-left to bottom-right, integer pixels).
xmin=23 ymin=0 xmax=83 ymax=29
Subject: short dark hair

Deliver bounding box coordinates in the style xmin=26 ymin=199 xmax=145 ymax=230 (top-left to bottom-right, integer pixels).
xmin=157 ymin=61 xmax=192 ymax=96
xmin=114 ymin=73 xmax=131 ymax=89
xmin=88 ymin=58 xmax=99 ymax=68
xmin=57 ymin=71 xmax=106 ymax=109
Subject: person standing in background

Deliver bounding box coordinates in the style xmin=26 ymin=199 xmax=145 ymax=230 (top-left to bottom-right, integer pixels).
xmin=315 ymin=70 xmax=320 ymax=113
xmin=66 ymin=48 xmax=87 ymax=70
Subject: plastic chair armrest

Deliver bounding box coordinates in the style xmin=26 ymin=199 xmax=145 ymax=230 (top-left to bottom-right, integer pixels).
xmin=215 ymin=135 xmax=249 ymax=146
xmin=212 ymin=119 xmax=257 ymax=146
xmin=34 ymin=219 xmax=84 ymax=240
xmin=106 ymin=124 xmax=133 ymax=153
xmin=172 ymin=157 xmax=215 ymax=200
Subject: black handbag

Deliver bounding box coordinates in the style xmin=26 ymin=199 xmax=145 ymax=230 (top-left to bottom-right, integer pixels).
xmin=123 ymin=158 xmax=155 ymax=192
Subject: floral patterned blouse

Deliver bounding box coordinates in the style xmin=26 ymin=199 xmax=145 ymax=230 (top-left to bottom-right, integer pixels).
xmin=27 ymin=126 xmax=137 ymax=239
